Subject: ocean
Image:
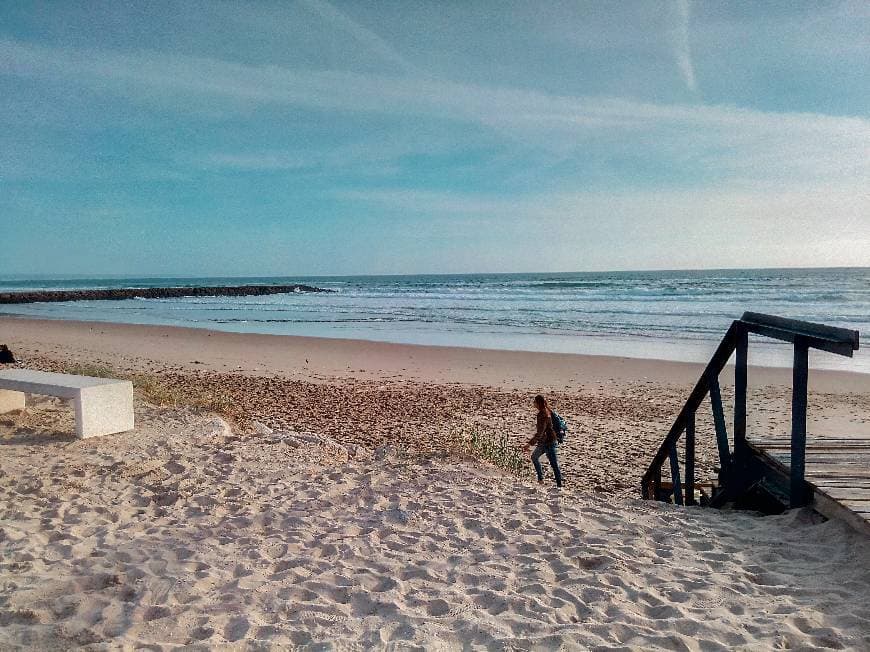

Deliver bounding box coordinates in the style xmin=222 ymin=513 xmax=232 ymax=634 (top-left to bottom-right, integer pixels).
xmin=1 ymin=268 xmax=868 ymax=374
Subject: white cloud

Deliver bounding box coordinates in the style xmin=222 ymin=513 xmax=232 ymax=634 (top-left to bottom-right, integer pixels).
xmin=336 ymin=184 xmax=870 ymax=270
xmin=2 ymin=37 xmax=868 ymax=187
xmin=196 ymin=127 xmax=463 ymax=175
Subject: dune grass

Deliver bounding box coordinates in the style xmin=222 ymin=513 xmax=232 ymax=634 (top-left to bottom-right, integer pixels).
xmin=59 ymin=361 xmax=116 ymax=379
xmin=129 ymin=373 xmax=232 ymax=414
xmin=449 ymin=423 xmax=526 ymax=476
xmin=54 ymin=361 xmax=232 ymax=416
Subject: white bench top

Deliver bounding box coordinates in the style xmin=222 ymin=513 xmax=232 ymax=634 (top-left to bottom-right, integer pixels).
xmin=0 ymin=369 xmax=130 ymax=399
xmin=0 ymin=368 xmax=135 ymax=437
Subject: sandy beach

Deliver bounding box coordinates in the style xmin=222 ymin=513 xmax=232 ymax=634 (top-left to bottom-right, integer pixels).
xmin=1 ymin=316 xmax=870 ymax=649
xmin=6 ymin=0 xmax=869 ymax=646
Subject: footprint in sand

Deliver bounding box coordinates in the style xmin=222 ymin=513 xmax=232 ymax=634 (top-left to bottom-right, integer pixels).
xmin=350 ymin=592 xmax=399 ymax=618
xmin=163 ymin=460 xmax=186 ymax=475
xmin=143 ymin=605 xmax=170 ymax=621
xmin=359 ymin=574 xmax=398 ymax=593
xmin=425 ymin=599 xmax=450 ymax=617
xmin=190 ymin=625 xmax=213 ymax=641
xmin=262 ymin=539 xmax=288 ymax=560
xmin=223 ymin=615 xmax=249 ymax=642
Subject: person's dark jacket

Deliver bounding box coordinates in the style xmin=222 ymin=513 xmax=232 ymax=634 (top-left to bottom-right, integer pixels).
xmin=529 ymin=410 xmax=557 ymax=447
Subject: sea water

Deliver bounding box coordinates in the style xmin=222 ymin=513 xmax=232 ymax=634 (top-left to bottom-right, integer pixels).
xmin=1 ymin=268 xmax=868 ymax=373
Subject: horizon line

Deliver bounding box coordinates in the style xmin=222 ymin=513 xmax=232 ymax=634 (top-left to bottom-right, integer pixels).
xmin=1 ymin=264 xmax=868 ymax=281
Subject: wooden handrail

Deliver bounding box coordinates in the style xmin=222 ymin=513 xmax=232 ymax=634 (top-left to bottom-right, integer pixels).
xmin=641 ymin=321 xmax=739 ymax=498
xmin=741 ymin=312 xmax=859 ymax=353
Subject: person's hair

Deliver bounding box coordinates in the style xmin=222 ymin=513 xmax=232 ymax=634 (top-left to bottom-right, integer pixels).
xmin=534 ymin=394 xmax=550 ymax=415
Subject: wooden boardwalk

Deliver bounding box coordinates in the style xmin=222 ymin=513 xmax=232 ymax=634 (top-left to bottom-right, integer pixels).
xmin=749 ymin=432 xmax=870 ymax=535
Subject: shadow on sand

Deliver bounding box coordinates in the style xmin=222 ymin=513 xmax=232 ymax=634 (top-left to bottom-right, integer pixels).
xmin=0 ymin=422 xmax=76 ymax=446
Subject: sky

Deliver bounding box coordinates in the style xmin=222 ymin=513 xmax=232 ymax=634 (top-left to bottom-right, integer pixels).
xmin=1 ymin=0 xmax=869 ymax=276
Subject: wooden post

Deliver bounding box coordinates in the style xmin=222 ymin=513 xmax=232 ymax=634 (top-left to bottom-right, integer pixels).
xmin=734 ymin=327 xmax=748 ymax=468
xmin=685 ymin=411 xmax=695 ymax=506
xmin=790 ymin=338 xmax=809 ymax=508
xmin=708 ymin=374 xmax=731 ymax=477
xmin=653 ymin=467 xmax=662 ymax=501
xmin=669 ymin=441 xmax=683 ymax=506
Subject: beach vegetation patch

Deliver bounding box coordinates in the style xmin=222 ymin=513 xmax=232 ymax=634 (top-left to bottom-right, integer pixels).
xmin=49 ymin=359 xmax=233 ymax=417
xmin=450 ymin=424 xmax=525 ymax=476
xmin=60 ymin=361 xmax=116 ymax=379
xmin=131 ymin=373 xmax=232 ymax=414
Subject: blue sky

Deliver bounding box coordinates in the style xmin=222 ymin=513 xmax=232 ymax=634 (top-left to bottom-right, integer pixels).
xmin=1 ymin=1 xmax=868 ymax=276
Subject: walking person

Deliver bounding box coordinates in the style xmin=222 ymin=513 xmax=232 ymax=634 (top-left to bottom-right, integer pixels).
xmin=525 ymin=394 xmax=564 ymax=487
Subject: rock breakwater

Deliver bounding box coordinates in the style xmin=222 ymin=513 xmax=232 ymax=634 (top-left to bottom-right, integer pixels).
xmin=0 ymin=284 xmax=331 ymax=304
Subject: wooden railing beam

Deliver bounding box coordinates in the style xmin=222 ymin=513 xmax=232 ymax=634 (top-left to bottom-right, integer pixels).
xmin=708 ymin=373 xmax=731 ymax=477
xmin=743 ymin=323 xmax=854 ymax=358
xmin=685 ymin=411 xmax=696 ymax=506
xmin=741 ymin=312 xmax=859 ymax=352
xmin=790 ymin=337 xmax=810 ymax=508
xmin=733 ymin=326 xmax=748 ymax=467
xmin=669 ymin=441 xmax=683 ymax=506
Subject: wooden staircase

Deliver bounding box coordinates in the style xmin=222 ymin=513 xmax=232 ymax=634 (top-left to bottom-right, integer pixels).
xmin=642 ymin=312 xmax=861 ymax=514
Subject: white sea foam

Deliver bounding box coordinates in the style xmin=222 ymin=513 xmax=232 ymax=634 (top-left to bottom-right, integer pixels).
xmin=2 ymin=269 xmax=869 ymax=372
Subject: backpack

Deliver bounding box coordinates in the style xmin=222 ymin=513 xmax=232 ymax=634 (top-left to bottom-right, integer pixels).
xmin=551 ymin=410 xmax=567 ymax=443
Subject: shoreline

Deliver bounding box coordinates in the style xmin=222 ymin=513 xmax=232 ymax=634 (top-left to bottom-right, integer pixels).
xmin=2 ymin=315 xmax=869 ymax=394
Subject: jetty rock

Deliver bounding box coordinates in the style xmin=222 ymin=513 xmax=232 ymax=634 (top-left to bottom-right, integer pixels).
xmin=0 ymin=284 xmax=332 ymax=304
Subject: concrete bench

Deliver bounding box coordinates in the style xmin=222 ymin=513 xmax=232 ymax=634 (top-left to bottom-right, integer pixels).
xmin=0 ymin=369 xmax=134 ymax=438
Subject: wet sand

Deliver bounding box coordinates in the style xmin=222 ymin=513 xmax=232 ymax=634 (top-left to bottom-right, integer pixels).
xmin=2 ymin=316 xmax=869 ymax=392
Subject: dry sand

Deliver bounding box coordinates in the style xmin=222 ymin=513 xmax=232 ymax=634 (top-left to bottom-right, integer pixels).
xmin=1 ymin=316 xmax=870 ymax=649
xmin=2 ymin=398 xmax=870 ymax=650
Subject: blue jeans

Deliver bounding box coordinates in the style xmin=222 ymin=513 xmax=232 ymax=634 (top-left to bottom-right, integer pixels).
xmin=531 ymin=443 xmax=563 ymax=487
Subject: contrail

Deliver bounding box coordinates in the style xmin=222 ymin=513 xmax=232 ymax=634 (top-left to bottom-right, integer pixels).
xmin=674 ymin=0 xmax=697 ymax=92
xmin=298 ymin=0 xmax=419 ymax=75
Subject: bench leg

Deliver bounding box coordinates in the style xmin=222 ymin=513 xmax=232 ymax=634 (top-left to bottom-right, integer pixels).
xmin=0 ymin=390 xmax=26 ymax=413
xmin=74 ymin=382 xmax=135 ymax=438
